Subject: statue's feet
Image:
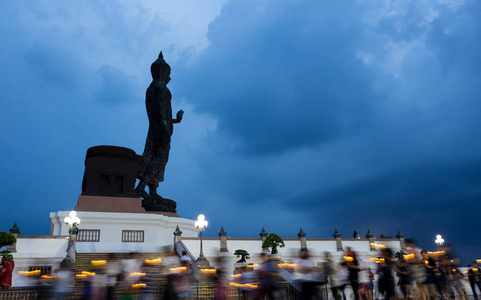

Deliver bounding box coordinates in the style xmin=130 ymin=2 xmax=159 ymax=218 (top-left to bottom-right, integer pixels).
xmin=142 ymin=197 xmax=176 ymax=213
xmin=149 ymin=192 xmax=164 ymax=201
xmin=135 ymin=187 xmax=149 ymax=199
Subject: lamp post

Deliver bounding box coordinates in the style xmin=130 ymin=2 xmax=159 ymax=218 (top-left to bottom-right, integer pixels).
xmin=61 ymin=211 xmax=81 ymax=265
xmin=195 ymin=214 xmax=208 ymax=262
xmin=435 ymin=234 xmax=444 ymax=246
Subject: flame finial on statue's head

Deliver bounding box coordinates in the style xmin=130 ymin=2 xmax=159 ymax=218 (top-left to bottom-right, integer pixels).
xmin=151 ymin=51 xmax=170 ymax=80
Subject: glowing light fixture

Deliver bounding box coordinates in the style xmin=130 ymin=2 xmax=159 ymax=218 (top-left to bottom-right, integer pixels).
xmin=435 ymin=234 xmax=444 ymax=246
xmin=62 ymin=211 xmax=81 ymax=265
xmin=195 ymin=214 xmax=208 ymax=262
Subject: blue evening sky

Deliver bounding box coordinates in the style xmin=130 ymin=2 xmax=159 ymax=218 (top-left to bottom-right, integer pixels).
xmin=1 ymin=0 xmax=480 ymax=263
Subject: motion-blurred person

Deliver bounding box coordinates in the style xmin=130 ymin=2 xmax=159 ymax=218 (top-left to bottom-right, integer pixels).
xmin=366 ymin=269 xmax=375 ymax=300
xmin=421 ymin=250 xmax=438 ymax=300
xmin=214 ymin=256 xmax=228 ymax=300
xmin=377 ymin=248 xmax=395 ymax=300
xmin=345 ymin=248 xmax=361 ymax=300
xmin=162 ymin=251 xmax=181 ymax=300
xmin=163 ymin=271 xmax=177 ymax=300
xmin=467 ymin=261 xmax=481 ymax=297
xmin=54 ymin=267 xmax=74 ymax=300
xmin=358 ymin=260 xmax=373 ymax=300
xmin=121 ymin=252 xmax=142 ymax=284
xmin=162 ymin=250 xmax=180 ymax=271
xmin=256 ymin=253 xmax=279 ymax=300
xmin=175 ymin=260 xmax=193 ymax=299
xmin=451 ymin=267 xmax=468 ymax=300
xmin=295 ymin=249 xmax=317 ymax=300
xmin=439 ymin=243 xmax=460 ymax=299
xmin=140 ymin=262 xmax=159 ymax=300
xmin=179 ymin=250 xmax=193 ymax=271
xmin=394 ymin=258 xmax=411 ymax=299
xmin=323 ymin=252 xmax=342 ymax=300
xmin=240 ymin=265 xmax=258 ymax=300
xmin=337 ymin=262 xmax=349 ymax=300
xmin=434 ymin=254 xmax=448 ymax=300
xmin=89 ymin=267 xmax=108 ymax=300
xmin=405 ymin=239 xmax=426 ymax=300
xmin=105 ymin=254 xmax=121 ymax=300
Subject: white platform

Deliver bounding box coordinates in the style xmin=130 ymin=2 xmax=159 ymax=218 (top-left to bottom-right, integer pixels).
xmin=50 ymin=210 xmax=198 ymax=253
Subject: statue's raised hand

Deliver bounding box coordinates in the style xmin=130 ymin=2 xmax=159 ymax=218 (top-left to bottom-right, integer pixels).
xmin=176 ymin=110 xmax=184 ymax=121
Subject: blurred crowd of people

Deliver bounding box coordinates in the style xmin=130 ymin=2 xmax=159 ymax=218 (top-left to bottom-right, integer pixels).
xmin=231 ymin=241 xmax=479 ymax=300
xmin=319 ymin=240 xmax=479 ymax=300
xmin=18 ymin=242 xmax=480 ymax=300
xmin=39 ymin=250 xmax=196 ymax=300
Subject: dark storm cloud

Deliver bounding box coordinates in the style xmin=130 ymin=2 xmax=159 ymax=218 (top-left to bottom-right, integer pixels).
xmin=285 ymin=157 xmax=481 ymax=259
xmin=171 ymin=0 xmax=481 ymax=263
xmin=1 ymin=0 xmax=481 ymax=265
xmin=178 ymin=0 xmax=376 ymax=156
xmin=179 ymin=0 xmax=481 ymax=158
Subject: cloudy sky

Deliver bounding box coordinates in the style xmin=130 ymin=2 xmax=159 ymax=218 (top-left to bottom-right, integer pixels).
xmin=1 ymin=0 xmax=480 ymax=263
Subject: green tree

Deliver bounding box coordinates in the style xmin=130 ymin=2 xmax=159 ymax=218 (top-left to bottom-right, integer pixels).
xmin=234 ymin=249 xmax=250 ymax=263
xmin=0 ymin=231 xmax=16 ymax=248
xmin=262 ymin=233 xmax=285 ymax=254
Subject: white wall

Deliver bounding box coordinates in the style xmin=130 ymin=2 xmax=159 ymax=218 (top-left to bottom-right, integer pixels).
xmin=181 ymin=237 xmax=403 ymax=276
xmin=50 ymin=211 xmax=198 ymax=253
xmin=12 ymin=237 xmax=68 ymax=287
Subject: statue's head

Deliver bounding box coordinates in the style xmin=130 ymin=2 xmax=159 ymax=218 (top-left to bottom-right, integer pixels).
xmin=151 ymin=51 xmax=171 ymax=83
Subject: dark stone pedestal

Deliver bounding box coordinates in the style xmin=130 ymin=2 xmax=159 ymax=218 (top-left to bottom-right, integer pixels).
xmin=81 ymin=146 xmax=139 ymax=198
xmin=79 ymin=145 xmax=178 ymax=214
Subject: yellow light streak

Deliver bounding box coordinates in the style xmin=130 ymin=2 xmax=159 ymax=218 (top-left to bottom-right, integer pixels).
xmin=278 ymin=263 xmax=297 ymax=268
xmin=130 ymin=272 xmax=146 ymax=277
xmin=200 ymin=268 xmax=217 ymax=273
xmin=427 ymin=251 xmax=445 ymax=256
xmin=370 ymin=243 xmax=386 ymax=249
xmin=170 ymin=267 xmax=187 ymax=272
xmin=231 ymin=274 xmax=242 ymax=278
xmin=145 ymin=258 xmax=162 ymax=265
xmin=41 ymin=275 xmax=54 ymax=279
xmin=18 ymin=270 xmax=41 ymax=276
xmin=90 ymin=260 xmax=106 ymax=266
xmin=81 ymin=271 xmax=96 ymax=276
xmin=344 ymin=256 xmax=354 ymax=262
xmin=369 ymin=258 xmax=385 ymax=264
xmin=132 ymin=283 xmax=147 ymax=288
xmin=403 ymin=253 xmax=415 ymax=260
xmin=76 ymin=274 xmax=88 ymax=278
xmin=229 ymin=282 xmax=258 ymax=289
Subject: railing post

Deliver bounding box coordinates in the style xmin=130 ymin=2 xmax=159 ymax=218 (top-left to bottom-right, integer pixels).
xmin=174 ymin=225 xmax=183 ymax=244
xmin=8 ymin=222 xmax=20 ymax=253
xmin=333 ymin=229 xmax=343 ymax=251
xmin=396 ymin=230 xmax=406 ymax=251
xmin=218 ymin=226 xmax=228 ymax=252
xmin=298 ymin=227 xmax=307 ymax=251
xmin=366 ymin=229 xmax=375 ymax=251
xmin=260 ymin=227 xmax=268 ymax=252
